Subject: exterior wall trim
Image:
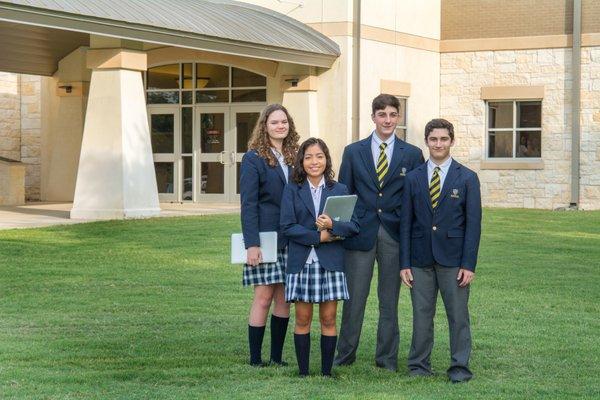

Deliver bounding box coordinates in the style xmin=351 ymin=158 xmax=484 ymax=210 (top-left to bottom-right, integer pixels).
xmin=307 ymin=22 xmax=440 ymax=52
xmin=441 ymin=33 xmax=600 ymax=53
xmin=380 ymin=79 xmax=411 ymax=97
xmin=480 ymin=160 xmax=545 ymax=170
xmin=481 ymin=86 xmax=545 ymax=100
xmin=86 ymin=49 xmax=147 ymax=71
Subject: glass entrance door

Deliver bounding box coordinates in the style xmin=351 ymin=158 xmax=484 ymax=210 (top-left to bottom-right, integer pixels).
xmin=230 ymin=106 xmax=261 ymax=202
xmin=149 ymin=107 xmax=180 ymax=202
xmin=194 ymin=106 xmax=261 ymax=202
xmin=196 ymin=106 xmax=231 ymax=202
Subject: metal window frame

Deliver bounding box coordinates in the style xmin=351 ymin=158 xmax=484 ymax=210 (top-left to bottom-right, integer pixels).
xmin=485 ymin=99 xmax=542 ymax=160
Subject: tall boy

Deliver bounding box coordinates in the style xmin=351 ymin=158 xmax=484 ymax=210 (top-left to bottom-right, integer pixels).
xmin=400 ymin=118 xmax=481 ymax=382
xmin=335 ymin=94 xmax=423 ymax=371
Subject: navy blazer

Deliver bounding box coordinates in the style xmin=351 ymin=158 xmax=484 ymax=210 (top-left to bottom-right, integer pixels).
xmin=339 ymin=134 xmax=423 ymax=251
xmin=400 ymin=159 xmax=482 ymax=271
xmin=280 ymin=180 xmax=360 ymax=274
xmin=240 ymin=150 xmax=291 ymax=250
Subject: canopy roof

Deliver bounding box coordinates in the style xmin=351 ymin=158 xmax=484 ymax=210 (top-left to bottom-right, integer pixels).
xmin=0 ymin=0 xmax=340 ymax=75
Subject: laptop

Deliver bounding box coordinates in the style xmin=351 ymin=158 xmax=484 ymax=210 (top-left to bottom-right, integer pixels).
xmin=323 ymin=195 xmax=358 ymax=222
xmin=231 ymin=231 xmax=278 ymax=264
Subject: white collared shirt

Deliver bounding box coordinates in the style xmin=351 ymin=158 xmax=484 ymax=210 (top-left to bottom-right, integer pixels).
xmin=306 ymin=177 xmax=325 ymax=264
xmin=270 ymin=148 xmax=289 ymax=182
xmin=370 ymin=131 xmax=395 ymax=169
xmin=427 ymin=157 xmax=453 ymax=190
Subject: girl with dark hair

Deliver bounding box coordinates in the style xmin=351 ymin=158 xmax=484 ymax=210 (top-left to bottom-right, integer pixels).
xmin=280 ymin=138 xmax=359 ymax=376
xmin=240 ymin=104 xmax=300 ymax=366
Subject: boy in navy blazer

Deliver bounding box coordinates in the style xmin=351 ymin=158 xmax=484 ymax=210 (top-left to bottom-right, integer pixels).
xmin=335 ymin=94 xmax=423 ymax=371
xmin=400 ymin=118 xmax=482 ymax=383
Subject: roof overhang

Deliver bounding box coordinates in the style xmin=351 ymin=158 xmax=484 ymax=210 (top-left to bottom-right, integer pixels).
xmin=0 ymin=1 xmax=340 ymax=76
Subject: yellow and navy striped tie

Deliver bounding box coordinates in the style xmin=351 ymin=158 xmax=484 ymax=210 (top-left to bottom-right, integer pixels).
xmin=376 ymin=142 xmax=388 ymax=187
xmin=430 ymin=166 xmax=441 ymax=208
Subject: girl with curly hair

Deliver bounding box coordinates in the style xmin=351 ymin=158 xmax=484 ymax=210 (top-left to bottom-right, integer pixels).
xmin=239 ymin=104 xmax=300 ymax=366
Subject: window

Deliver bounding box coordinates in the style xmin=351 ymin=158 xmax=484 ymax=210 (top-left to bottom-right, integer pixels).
xmin=487 ymin=101 xmax=541 ymax=158
xmin=146 ymin=63 xmax=267 ymax=105
xmin=395 ymin=97 xmax=407 ymax=140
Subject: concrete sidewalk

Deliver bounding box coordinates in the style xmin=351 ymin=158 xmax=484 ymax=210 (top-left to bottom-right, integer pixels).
xmin=0 ymin=202 xmax=240 ymax=230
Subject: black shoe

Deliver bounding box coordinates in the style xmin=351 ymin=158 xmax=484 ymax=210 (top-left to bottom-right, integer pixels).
xmin=269 ymin=360 xmax=289 ymax=366
xmin=250 ymin=361 xmax=269 ymax=368
xmin=333 ymin=358 xmax=354 ymax=367
xmin=375 ymin=362 xmax=397 ymax=372
xmin=450 ymin=376 xmax=472 ymax=384
xmin=409 ymin=367 xmax=433 ymax=377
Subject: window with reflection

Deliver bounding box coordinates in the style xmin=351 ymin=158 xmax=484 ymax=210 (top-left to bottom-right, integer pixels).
xmin=147 ymin=64 xmax=179 ymax=90
xmin=232 ymin=67 xmax=266 ymax=87
xmin=196 ymin=63 xmax=229 ymax=88
xmin=155 ymin=163 xmax=174 ymax=193
xmin=395 ymin=97 xmax=408 ymax=141
xmin=487 ymin=100 xmax=542 ymax=158
xmin=146 ymin=63 xmax=267 ymax=105
xmin=150 ymin=114 xmax=174 ymax=153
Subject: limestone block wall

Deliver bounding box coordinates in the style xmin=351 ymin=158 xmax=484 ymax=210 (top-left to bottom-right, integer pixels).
xmin=580 ymin=47 xmax=600 ymax=210
xmin=0 ymin=72 xmax=21 ymax=162
xmin=0 ymin=72 xmax=42 ymax=201
xmin=441 ymin=48 xmax=600 ymax=210
xmin=20 ymin=75 xmax=42 ymax=201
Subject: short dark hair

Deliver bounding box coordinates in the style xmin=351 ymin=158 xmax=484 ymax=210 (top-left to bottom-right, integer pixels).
xmin=292 ymin=138 xmax=335 ymax=186
xmin=424 ymin=118 xmax=454 ymax=141
xmin=372 ymin=94 xmax=400 ymax=114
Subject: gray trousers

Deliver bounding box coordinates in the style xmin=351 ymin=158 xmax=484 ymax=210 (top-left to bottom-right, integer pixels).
xmin=408 ymin=264 xmax=472 ymax=381
xmin=335 ymin=225 xmax=400 ymax=370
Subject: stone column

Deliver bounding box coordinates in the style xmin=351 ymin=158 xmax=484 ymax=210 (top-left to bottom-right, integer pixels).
xmin=70 ymin=48 xmax=159 ymax=219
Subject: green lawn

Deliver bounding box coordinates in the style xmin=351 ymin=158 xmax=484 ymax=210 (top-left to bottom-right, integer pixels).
xmin=1 ymin=209 xmax=599 ymax=399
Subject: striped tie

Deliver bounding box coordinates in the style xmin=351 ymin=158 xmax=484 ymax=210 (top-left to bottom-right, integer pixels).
xmin=376 ymin=142 xmax=388 ymax=187
xmin=430 ymin=166 xmax=441 ymax=208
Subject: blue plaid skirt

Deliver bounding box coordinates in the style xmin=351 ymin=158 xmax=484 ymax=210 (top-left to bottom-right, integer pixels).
xmin=285 ymin=260 xmax=349 ymax=303
xmin=242 ymin=248 xmax=287 ymax=287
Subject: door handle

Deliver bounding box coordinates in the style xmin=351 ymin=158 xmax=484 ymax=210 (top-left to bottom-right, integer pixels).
xmin=219 ymin=151 xmax=229 ymax=165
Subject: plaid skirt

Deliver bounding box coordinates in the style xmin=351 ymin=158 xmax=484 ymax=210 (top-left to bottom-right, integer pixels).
xmin=242 ymin=248 xmax=287 ymax=287
xmin=285 ymin=260 xmax=349 ymax=303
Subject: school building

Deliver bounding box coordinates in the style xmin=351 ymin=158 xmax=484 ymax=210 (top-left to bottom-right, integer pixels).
xmin=0 ymin=0 xmax=598 ymax=218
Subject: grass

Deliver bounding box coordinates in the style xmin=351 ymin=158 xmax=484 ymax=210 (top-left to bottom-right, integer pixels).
xmin=0 ymin=209 xmax=599 ymax=399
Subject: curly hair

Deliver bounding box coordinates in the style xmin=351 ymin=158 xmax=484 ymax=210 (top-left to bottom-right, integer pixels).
xmin=292 ymin=138 xmax=335 ymax=186
xmin=247 ymin=104 xmax=300 ymax=167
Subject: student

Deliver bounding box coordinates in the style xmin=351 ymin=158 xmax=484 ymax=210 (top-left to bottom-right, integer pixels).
xmin=280 ymin=138 xmax=359 ymax=377
xmin=400 ymin=118 xmax=482 ymax=383
xmin=240 ymin=104 xmax=300 ymax=366
xmin=335 ymin=94 xmax=423 ymax=371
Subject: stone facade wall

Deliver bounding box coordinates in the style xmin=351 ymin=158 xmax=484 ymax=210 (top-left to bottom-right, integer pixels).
xmin=580 ymin=47 xmax=600 ymax=210
xmin=20 ymin=75 xmax=42 ymax=201
xmin=441 ymin=47 xmax=600 ymax=210
xmin=0 ymin=72 xmax=21 ymax=162
xmin=0 ymin=72 xmax=42 ymax=201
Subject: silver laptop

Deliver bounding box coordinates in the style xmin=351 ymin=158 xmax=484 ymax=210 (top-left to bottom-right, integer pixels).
xmin=231 ymin=231 xmax=278 ymax=264
xmin=323 ymin=195 xmax=358 ymax=222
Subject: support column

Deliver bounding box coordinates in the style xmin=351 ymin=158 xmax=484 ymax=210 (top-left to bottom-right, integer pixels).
xmin=70 ymin=47 xmax=159 ymax=219
xmin=281 ymin=75 xmax=319 ymax=142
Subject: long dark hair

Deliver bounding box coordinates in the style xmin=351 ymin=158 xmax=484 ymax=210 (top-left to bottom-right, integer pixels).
xmin=247 ymin=104 xmax=300 ymax=167
xmin=292 ymin=138 xmax=335 ymax=186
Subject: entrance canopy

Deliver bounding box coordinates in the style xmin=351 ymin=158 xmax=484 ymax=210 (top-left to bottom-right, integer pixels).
xmin=0 ymin=0 xmax=340 ymax=76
